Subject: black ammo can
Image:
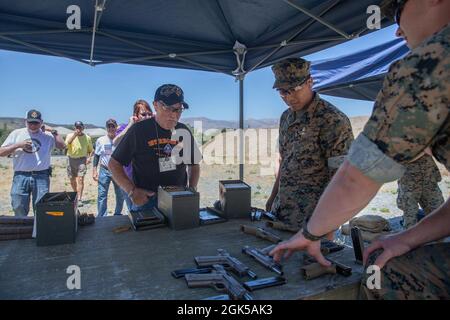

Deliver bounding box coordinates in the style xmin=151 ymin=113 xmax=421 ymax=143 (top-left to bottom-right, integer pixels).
xmin=157 ymin=186 xmax=200 ymax=230
xmin=35 ymin=192 xmax=78 ymax=246
xmin=219 ymin=180 xmax=251 ymax=219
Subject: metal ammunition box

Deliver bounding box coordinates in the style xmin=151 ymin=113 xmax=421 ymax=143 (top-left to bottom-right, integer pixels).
xmin=35 ymin=192 xmax=78 ymax=246
xmin=219 ymin=180 xmax=251 ymax=219
xmin=157 ymin=186 xmax=199 ymax=230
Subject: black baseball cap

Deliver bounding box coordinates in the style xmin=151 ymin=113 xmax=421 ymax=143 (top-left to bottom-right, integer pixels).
xmin=154 ymin=84 xmax=189 ymax=109
xmin=106 ymin=119 xmax=117 ymax=127
xmin=74 ymin=121 xmax=84 ymax=128
xmin=26 ymin=109 xmax=42 ymax=123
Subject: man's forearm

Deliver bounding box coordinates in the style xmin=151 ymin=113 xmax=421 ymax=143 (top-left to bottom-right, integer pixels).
xmin=54 ymin=135 xmax=66 ymax=149
xmin=269 ymin=155 xmax=281 ymax=198
xmin=270 ymin=169 xmax=281 ymax=199
xmin=188 ymin=164 xmax=200 ymax=189
xmin=0 ymin=144 xmax=19 ymax=157
xmin=399 ymin=199 xmax=450 ymax=248
xmin=108 ymin=158 xmax=134 ymax=193
xmin=66 ymin=134 xmax=77 ymax=145
xmin=307 ymin=160 xmax=382 ymax=237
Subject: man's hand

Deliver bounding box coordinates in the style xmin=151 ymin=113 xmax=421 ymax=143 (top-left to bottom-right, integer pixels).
xmin=130 ymin=188 xmax=155 ymax=206
xmin=130 ymin=115 xmax=138 ymax=124
xmin=363 ymin=234 xmax=413 ymax=269
xmin=269 ymin=231 xmax=331 ymax=267
xmin=86 ymin=158 xmax=92 ymax=165
xmin=18 ymin=140 xmax=33 ymax=152
xmin=92 ymin=170 xmax=98 ymax=182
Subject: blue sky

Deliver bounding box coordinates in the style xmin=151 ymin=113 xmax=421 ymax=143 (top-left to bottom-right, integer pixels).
xmin=0 ymin=25 xmax=398 ymax=127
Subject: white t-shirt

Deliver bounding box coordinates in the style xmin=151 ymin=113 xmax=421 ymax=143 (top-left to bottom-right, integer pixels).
xmin=95 ymin=135 xmax=115 ymax=167
xmin=1 ymin=128 xmax=55 ymax=172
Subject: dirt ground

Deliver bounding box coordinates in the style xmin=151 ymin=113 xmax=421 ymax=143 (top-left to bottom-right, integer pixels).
xmin=0 ymin=116 xmax=448 ymax=219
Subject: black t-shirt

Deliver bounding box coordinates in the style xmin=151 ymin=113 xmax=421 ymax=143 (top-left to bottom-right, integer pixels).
xmin=112 ymin=118 xmax=201 ymax=192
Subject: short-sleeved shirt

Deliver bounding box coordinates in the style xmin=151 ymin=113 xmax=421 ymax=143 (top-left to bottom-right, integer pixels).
xmin=274 ymin=93 xmax=354 ymax=226
xmin=65 ymin=133 xmax=93 ymax=158
xmin=1 ymin=128 xmax=55 ymax=172
xmin=348 ymin=23 xmax=449 ymax=182
xmin=111 ymin=117 xmax=202 ymax=193
xmin=95 ymin=135 xmax=115 ymax=168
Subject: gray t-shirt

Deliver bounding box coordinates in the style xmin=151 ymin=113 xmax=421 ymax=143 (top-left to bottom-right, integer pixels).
xmin=1 ymin=128 xmax=55 ymax=172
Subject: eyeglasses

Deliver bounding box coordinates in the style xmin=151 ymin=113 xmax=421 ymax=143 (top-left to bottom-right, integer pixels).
xmin=158 ymin=102 xmax=184 ymax=114
xmin=277 ymin=78 xmax=310 ymax=97
xmin=395 ymin=0 xmax=407 ymax=25
xmin=278 ymin=84 xmax=305 ymax=97
xmin=139 ymin=112 xmax=152 ymax=117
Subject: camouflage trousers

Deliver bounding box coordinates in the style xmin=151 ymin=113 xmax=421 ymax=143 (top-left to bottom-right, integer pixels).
xmin=361 ymin=243 xmax=450 ymax=300
xmin=272 ymin=186 xmax=322 ymax=229
xmin=397 ymin=180 xmax=444 ymax=229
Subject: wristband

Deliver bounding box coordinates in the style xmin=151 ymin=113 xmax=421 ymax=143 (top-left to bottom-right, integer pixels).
xmin=302 ymin=224 xmax=325 ymax=242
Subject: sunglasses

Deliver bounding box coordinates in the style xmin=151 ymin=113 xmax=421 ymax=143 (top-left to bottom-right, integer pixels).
xmin=159 ymin=102 xmax=184 ymax=114
xmin=107 ymin=124 xmax=117 ymax=128
xmin=139 ymin=112 xmax=152 ymax=117
xmin=277 ymin=84 xmax=305 ymax=97
xmin=277 ymin=78 xmax=310 ymax=97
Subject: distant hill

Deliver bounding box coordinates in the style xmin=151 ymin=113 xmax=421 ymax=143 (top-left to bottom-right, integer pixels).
xmin=182 ymin=117 xmax=279 ymax=130
xmin=182 ymin=116 xmax=368 ymax=131
xmin=0 ymin=115 xmax=369 ymax=134
xmin=0 ymin=117 xmax=99 ymax=131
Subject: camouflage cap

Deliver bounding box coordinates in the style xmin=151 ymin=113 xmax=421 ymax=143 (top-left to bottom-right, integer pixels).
xmin=271 ymin=58 xmax=311 ymax=90
xmin=380 ymin=0 xmax=407 ymax=22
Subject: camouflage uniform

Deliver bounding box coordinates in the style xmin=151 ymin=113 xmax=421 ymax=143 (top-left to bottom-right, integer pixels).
xmin=362 ymin=243 xmax=450 ymax=300
xmin=271 ymin=58 xmax=354 ymax=229
xmin=397 ymin=154 xmax=444 ymax=229
xmin=350 ymin=20 xmax=450 ymax=299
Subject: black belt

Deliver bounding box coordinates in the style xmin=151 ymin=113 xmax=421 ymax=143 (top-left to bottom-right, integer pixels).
xmin=15 ymin=169 xmax=50 ymax=175
xmin=100 ymin=164 xmax=109 ymax=171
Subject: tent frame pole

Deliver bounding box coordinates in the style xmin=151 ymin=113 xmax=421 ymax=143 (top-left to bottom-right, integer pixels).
xmin=0 ymin=28 xmax=91 ymax=36
xmin=0 ymin=34 xmax=90 ymax=64
xmin=239 ymin=77 xmax=244 ymax=181
xmin=97 ymin=31 xmax=232 ymax=75
xmin=282 ymin=0 xmax=352 ymax=39
xmin=89 ymin=0 xmax=107 ymax=65
xmin=248 ymin=0 xmax=342 ymax=73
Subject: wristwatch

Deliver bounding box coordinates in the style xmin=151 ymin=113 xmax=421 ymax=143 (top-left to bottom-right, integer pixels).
xmin=302 ymin=223 xmax=325 ymax=241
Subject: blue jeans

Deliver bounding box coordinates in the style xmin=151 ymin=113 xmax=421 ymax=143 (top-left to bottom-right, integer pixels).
xmin=97 ymin=167 xmax=125 ymax=217
xmin=11 ymin=171 xmax=50 ymax=216
xmin=130 ymin=195 xmax=157 ymax=212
